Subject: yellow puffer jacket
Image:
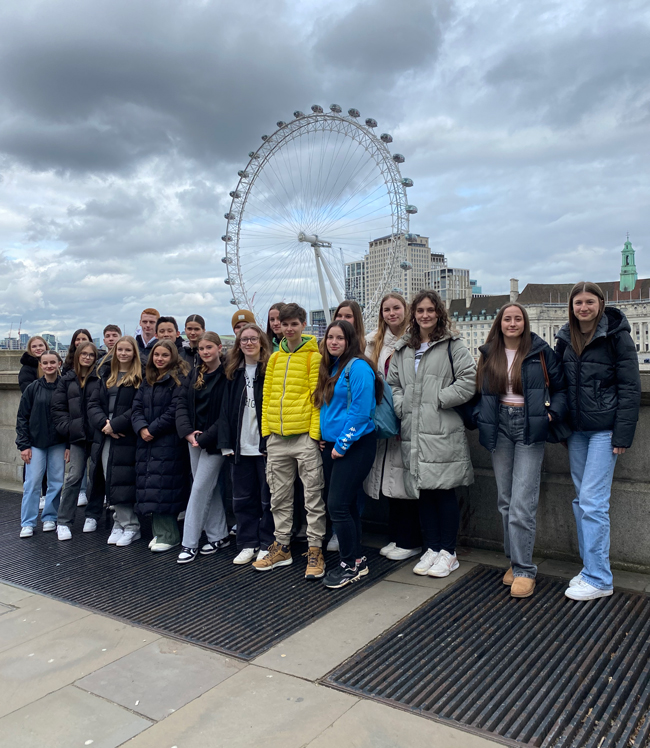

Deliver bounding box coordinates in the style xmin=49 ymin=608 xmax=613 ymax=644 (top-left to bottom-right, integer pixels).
xmin=262 ymin=335 xmax=321 ymax=440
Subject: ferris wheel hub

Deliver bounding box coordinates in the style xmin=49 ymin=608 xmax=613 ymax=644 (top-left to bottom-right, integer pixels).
xmin=298 ymin=232 xmax=332 ymax=248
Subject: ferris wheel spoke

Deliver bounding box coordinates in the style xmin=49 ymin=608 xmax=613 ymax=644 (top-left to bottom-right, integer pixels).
xmin=317 ymin=177 xmax=387 ymax=235
xmin=315 ymin=136 xmax=366 ymax=226
xmin=252 ymin=170 xmax=303 ymax=235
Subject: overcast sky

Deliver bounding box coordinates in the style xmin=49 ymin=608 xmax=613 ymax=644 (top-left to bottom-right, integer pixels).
xmin=1 ymin=0 xmax=648 ymax=341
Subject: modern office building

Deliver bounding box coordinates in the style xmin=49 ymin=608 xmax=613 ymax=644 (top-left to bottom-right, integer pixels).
xmin=344 ymin=256 xmax=368 ymax=307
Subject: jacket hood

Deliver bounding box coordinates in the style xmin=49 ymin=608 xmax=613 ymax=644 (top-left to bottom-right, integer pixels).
xmin=38 ymin=376 xmax=59 ymax=390
xmin=20 ymin=351 xmax=39 ymax=367
xmin=557 ymin=305 xmax=630 ymax=345
xmin=479 ymin=331 xmax=548 ymax=358
xmin=279 ymin=334 xmax=319 ymax=354
xmin=393 ymin=330 xmax=459 ymax=353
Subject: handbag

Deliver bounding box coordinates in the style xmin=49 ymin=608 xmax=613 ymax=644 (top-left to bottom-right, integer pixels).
xmin=343 ymin=358 xmax=400 ymax=440
xmin=447 ymin=341 xmax=479 ymax=430
xmin=539 ymin=351 xmax=572 ymax=444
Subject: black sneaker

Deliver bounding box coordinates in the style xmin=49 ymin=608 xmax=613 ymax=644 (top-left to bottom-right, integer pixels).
xmin=323 ymin=561 xmax=362 ymax=589
xmin=177 ymin=547 xmax=198 ymax=564
xmin=200 ymin=538 xmax=231 ymax=555
xmin=355 ymin=556 xmax=369 ymax=577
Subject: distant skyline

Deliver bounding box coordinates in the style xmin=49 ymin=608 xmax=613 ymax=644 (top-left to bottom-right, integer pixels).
xmin=0 ymin=0 xmax=648 ymax=339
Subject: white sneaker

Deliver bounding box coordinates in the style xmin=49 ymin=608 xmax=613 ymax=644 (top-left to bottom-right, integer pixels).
xmin=39 ymin=496 xmax=46 ymax=510
xmin=77 ymin=492 xmax=88 ymax=507
xmin=386 ymin=546 xmax=421 ymax=561
xmin=177 ymin=511 xmax=186 ymax=521
xmin=20 ymin=526 xmax=34 ymax=538
xmin=42 ymin=521 xmax=56 ymax=532
xmin=107 ymin=527 xmax=124 ymax=545
xmin=569 ymin=573 xmax=585 ymax=587
xmin=57 ymin=525 xmax=72 ymax=541
xmin=427 ymin=549 xmax=459 ymax=578
xmin=565 ymin=579 xmax=613 ymax=601
xmin=233 ymin=548 xmax=257 ymax=565
xmin=148 ymin=536 xmax=158 ymax=549
xmin=257 ymin=549 xmax=269 ymax=561
xmin=116 ymin=529 xmax=141 ymax=547
xmin=83 ymin=518 xmax=97 ymax=533
xmin=379 ymin=541 xmax=397 ymax=557
xmin=150 ymin=541 xmax=178 ymax=552
xmin=413 ymin=548 xmax=440 ymax=576
xmin=327 ymin=534 xmax=340 ymax=552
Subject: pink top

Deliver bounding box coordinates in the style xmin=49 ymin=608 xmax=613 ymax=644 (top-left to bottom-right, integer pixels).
xmin=500 ymin=348 xmax=525 ymax=405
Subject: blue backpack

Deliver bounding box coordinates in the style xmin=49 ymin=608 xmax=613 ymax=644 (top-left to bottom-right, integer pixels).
xmin=343 ymin=358 xmax=400 ymax=440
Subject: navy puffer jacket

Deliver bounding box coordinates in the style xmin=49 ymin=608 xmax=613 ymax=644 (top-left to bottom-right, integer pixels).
xmin=475 ymin=333 xmax=568 ymax=451
xmin=555 ymin=307 xmax=641 ymax=449
xmin=131 ymin=374 xmax=190 ymax=515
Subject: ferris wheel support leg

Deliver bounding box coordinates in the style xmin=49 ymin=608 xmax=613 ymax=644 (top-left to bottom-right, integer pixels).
xmin=318 ymin=251 xmax=344 ymax=306
xmin=313 ymin=247 xmax=332 ymax=324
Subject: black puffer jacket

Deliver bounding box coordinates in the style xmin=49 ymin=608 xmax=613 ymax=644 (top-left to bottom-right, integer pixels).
xmin=135 ymin=334 xmax=156 ymax=365
xmin=555 ymin=307 xmax=641 ymax=448
xmin=217 ymin=361 xmax=266 ymax=462
xmin=16 ymin=378 xmax=65 ymax=450
xmin=475 ymin=333 xmax=568 ymax=451
xmin=51 ymin=368 xmax=100 ymax=445
xmin=132 ymin=374 xmax=190 ymax=515
xmin=18 ymin=352 xmax=40 ymax=393
xmin=87 ymin=371 xmax=139 ymax=506
xmin=175 ymin=365 xmax=227 ymax=454
xmin=179 ymin=342 xmax=199 ymax=369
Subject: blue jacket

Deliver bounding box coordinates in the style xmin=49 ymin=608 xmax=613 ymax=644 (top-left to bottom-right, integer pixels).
xmin=320 ymin=358 xmax=375 ymax=453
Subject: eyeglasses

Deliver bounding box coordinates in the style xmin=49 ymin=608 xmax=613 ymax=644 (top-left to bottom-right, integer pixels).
xmin=240 ymin=337 xmax=259 ymax=344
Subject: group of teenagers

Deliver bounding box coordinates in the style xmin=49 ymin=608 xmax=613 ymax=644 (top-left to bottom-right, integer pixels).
xmin=15 ymin=279 xmax=641 ymax=597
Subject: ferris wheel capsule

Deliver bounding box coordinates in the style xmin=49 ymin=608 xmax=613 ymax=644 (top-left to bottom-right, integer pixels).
xmin=238 ymin=170 xmax=249 ymax=178
xmin=365 ymin=118 xmax=377 ymax=128
xmin=293 ymin=110 xmax=305 ymax=118
xmin=229 ymin=191 xmax=240 ymax=199
xmin=405 ymin=233 xmax=417 ymax=241
xmin=406 ymin=204 xmax=418 ymax=214
xmin=224 ymin=278 xmax=231 ymax=285
xmin=330 ymin=104 xmax=342 ymax=113
xmin=348 ymin=108 xmax=360 ymax=118
xmin=224 ymin=212 xmax=235 ymax=220
xmin=401 ymin=178 xmax=413 ymax=188
xmin=276 ymin=121 xmax=286 ymax=128
xmin=399 ymin=261 xmax=413 ymax=270
xmin=380 ymin=133 xmax=393 ymax=143
xmin=392 ymin=153 xmax=405 ymax=164
xmin=221 ymin=235 xmax=232 ymax=242
xmin=311 ymin=104 xmax=323 ymax=113
xmin=392 ymin=288 xmax=404 ymax=294
xmin=221 ymin=257 xmax=230 ymax=264
xmin=229 ymin=299 xmax=238 ymax=305
xmin=261 ymin=135 xmax=269 ymax=141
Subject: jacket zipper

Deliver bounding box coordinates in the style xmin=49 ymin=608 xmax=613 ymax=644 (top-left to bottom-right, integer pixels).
xmin=280 ymin=354 xmax=291 ymax=436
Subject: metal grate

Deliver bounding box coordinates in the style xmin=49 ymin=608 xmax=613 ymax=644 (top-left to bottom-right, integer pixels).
xmin=325 ymin=565 xmax=650 ymax=748
xmin=0 ymin=489 xmax=403 ymax=659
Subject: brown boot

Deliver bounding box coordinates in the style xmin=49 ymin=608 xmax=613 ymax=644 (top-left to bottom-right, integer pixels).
xmin=503 ymin=567 xmax=514 ymax=586
xmin=252 ymin=541 xmax=292 ymax=571
xmin=511 ymin=576 xmax=535 ymax=598
xmin=304 ymin=546 xmax=326 ymax=579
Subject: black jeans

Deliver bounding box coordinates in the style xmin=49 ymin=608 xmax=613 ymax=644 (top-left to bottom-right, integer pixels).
xmin=322 ymin=433 xmax=377 ymax=566
xmin=231 ymin=455 xmax=275 ymax=550
xmin=387 ymin=496 xmax=422 ymax=549
xmin=419 ymin=488 xmax=459 ymax=554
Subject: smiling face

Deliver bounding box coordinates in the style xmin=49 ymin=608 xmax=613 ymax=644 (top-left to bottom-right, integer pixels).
xmin=78 ymin=347 xmax=96 ymax=369
xmin=415 ymin=299 xmax=438 ymax=334
xmin=268 ymin=309 xmax=282 ymax=336
xmin=29 ymin=339 xmax=47 ymax=357
xmin=501 ymin=306 xmax=526 ymax=341
xmin=573 ymin=292 xmax=602 ymax=325
xmin=74 ymin=332 xmax=90 ymax=347
xmin=156 ymin=322 xmax=178 ymax=341
xmin=40 ymin=353 xmax=60 ymax=377
xmin=239 ymin=330 xmax=261 ymax=359
xmin=115 ymin=341 xmax=135 ymax=365
xmin=281 ymin=317 xmax=306 ymax=344
xmin=185 ymin=321 xmax=204 ymax=344
xmin=326 ymin=325 xmax=347 ymax=358
xmin=198 ymin=340 xmax=221 ymax=366
xmin=152 ymin=347 xmax=172 ymax=370
xmin=382 ymin=298 xmax=406 ymax=330
xmin=335 ymin=306 xmax=355 ymax=327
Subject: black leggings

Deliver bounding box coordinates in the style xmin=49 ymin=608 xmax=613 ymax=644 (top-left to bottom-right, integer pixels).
xmin=322 ymin=433 xmax=377 ymax=565
xmin=419 ymin=488 xmax=459 ymax=554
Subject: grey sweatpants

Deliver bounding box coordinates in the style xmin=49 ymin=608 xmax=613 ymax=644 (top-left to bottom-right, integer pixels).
xmin=181 ymin=445 xmax=227 ymax=549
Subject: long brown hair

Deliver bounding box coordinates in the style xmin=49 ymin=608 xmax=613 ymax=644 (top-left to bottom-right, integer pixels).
xmin=313 ymin=320 xmax=383 ymax=409
xmin=369 ymin=293 xmax=408 ymax=367
xmin=225 ymin=324 xmax=271 ymax=380
xmin=266 ymin=302 xmax=285 ymax=343
xmin=333 ymin=300 xmax=366 ymax=352
xmin=407 ymin=290 xmax=450 ymax=348
xmin=73 ymin=341 xmax=98 ymax=387
xmin=476 ymin=303 xmax=531 ymax=395
xmin=194 ymin=332 xmax=223 ymax=389
xmin=64 ymin=328 xmax=92 ymax=370
xmin=145 ymin=339 xmax=189 ymax=385
xmin=106 ymin=336 xmax=142 ymax=389
xmin=568 ymin=281 xmax=605 ymax=356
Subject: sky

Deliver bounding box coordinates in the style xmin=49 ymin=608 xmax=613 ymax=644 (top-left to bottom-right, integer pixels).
xmin=0 ymin=0 xmax=649 ymax=341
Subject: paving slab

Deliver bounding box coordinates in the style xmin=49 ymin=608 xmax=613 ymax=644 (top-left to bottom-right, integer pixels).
xmin=0 ymin=613 xmax=158 ymax=718
xmin=0 ymin=582 xmax=33 ymax=605
xmin=124 ymin=665 xmax=358 ymax=748
xmin=384 ymin=560 xmax=476 ymax=589
xmin=76 ymin=637 xmax=245 ymax=721
xmin=305 ymin=698 xmax=500 ymax=748
xmin=0 ymin=684 xmax=151 ymax=748
xmin=254 ymin=580 xmax=435 ymax=680
xmin=0 ymin=592 xmax=91 ymax=653
xmin=0 ymin=602 xmax=13 ymax=615
xmin=537 ymin=558 xmax=650 ymax=592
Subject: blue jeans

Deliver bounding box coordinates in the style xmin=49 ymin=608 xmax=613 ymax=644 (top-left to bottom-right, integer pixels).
xmin=568 ymin=430 xmax=617 ymax=590
xmin=21 ymin=444 xmax=66 ymax=527
xmin=491 ymin=406 xmax=545 ymax=579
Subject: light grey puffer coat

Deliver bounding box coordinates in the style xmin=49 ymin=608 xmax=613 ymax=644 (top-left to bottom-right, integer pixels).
xmin=387 ymin=332 xmax=476 ymax=498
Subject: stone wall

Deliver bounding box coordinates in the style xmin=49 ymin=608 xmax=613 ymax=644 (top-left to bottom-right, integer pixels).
xmin=0 ymin=351 xmax=24 ymax=483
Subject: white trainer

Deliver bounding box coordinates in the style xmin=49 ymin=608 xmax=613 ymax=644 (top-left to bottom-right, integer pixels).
xmin=39 ymin=496 xmax=46 ymax=510
xmin=42 ymin=521 xmax=56 ymax=532
xmin=148 ymin=536 xmax=158 ymax=549
xmin=20 ymin=526 xmax=34 ymax=538
xmin=569 ymin=573 xmax=585 ymax=587
xmin=565 ymin=579 xmax=613 ymax=601
xmin=257 ymin=549 xmax=270 ymax=561
xmin=386 ymin=546 xmax=422 ymax=561
xmin=116 ymin=529 xmax=141 ymax=547
xmin=379 ymin=541 xmax=397 ymax=557
xmin=77 ymin=491 xmax=88 ymax=507
xmin=413 ymin=548 xmax=440 ymax=576
xmin=57 ymin=525 xmax=72 ymax=541
xmin=107 ymin=527 xmax=123 ymax=545
xmin=233 ymin=548 xmax=257 ymax=565
xmin=150 ymin=541 xmax=178 ymax=552
xmin=427 ymin=549 xmax=459 ymax=578
xmin=83 ymin=518 xmax=97 ymax=533
xmin=326 ymin=534 xmax=340 ymax=552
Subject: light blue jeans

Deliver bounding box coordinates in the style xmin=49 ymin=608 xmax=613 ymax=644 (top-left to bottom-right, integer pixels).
xmin=21 ymin=444 xmax=66 ymax=527
xmin=491 ymin=406 xmax=545 ymax=579
xmin=567 ymin=430 xmax=618 ymax=591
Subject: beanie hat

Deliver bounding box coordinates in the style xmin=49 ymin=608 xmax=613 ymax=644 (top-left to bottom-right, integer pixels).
xmin=231 ymin=309 xmax=256 ymax=330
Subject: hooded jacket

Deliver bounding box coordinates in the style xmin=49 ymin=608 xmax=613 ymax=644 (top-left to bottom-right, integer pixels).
xmin=175 ymin=365 xmax=227 ymax=454
xmin=179 ymin=341 xmax=199 ymax=369
xmin=474 ymin=333 xmax=568 ymax=451
xmin=51 ymin=368 xmax=100 ymax=445
xmin=218 ymin=360 xmax=266 ymax=462
xmin=18 ymin=351 xmax=40 ymax=393
xmin=16 ymin=377 xmax=65 ymax=451
xmin=388 ymin=332 xmax=476 ymax=497
xmin=135 ymin=334 xmax=157 ymax=365
xmin=555 ymin=307 xmax=641 ymax=448
xmin=261 ymin=335 xmax=321 ymax=440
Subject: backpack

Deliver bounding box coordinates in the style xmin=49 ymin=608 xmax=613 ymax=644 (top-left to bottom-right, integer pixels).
xmin=343 ymin=358 xmax=400 ymax=440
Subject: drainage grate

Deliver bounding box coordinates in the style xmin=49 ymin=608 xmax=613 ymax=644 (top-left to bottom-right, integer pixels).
xmin=0 ymin=489 xmax=402 ymax=659
xmin=325 ymin=565 xmax=650 ymax=748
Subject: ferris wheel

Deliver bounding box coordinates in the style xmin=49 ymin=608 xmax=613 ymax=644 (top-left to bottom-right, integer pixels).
xmin=221 ymin=105 xmax=417 ymax=328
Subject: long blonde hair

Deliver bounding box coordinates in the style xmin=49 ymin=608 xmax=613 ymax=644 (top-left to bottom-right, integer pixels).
xmin=27 ymin=335 xmax=50 ymax=379
xmin=145 ymin=340 xmax=189 ymax=385
xmin=225 ymin=324 xmax=271 ymax=380
xmin=194 ymin=332 xmax=223 ymax=389
xmin=568 ymin=282 xmax=606 ymax=356
xmin=106 ymin=336 xmax=142 ymax=389
xmin=369 ymin=293 xmax=408 ymax=367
